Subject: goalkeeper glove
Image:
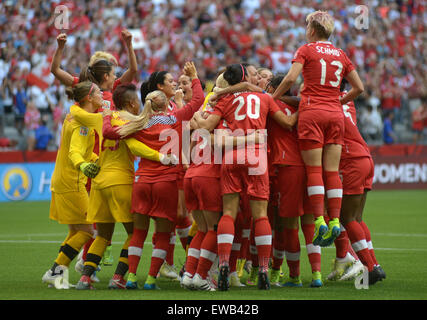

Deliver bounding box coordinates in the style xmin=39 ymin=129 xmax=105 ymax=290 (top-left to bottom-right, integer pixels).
xmin=80 ymin=162 xmax=101 ymax=178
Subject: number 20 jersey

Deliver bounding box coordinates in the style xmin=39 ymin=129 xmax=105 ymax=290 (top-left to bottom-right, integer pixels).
xmin=292 ymin=41 xmax=355 ymax=111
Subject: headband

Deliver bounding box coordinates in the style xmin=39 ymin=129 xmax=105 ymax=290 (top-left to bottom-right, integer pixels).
xmin=240 ymin=64 xmax=246 ymax=82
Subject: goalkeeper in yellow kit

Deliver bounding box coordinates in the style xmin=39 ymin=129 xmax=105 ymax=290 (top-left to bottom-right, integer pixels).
xmin=69 ymin=83 xmax=174 ymax=289
xmin=42 ymin=81 xmax=103 ymax=288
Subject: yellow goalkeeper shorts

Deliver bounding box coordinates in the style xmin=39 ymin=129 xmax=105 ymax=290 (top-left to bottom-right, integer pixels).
xmin=49 ymin=188 xmax=90 ymax=225
xmin=87 ymin=184 xmax=133 ymax=223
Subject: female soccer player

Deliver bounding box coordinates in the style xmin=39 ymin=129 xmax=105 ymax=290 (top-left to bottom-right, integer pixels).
xmin=193 ymin=64 xmax=297 ymax=291
xmin=69 ymin=83 xmax=174 ymax=289
xmin=272 ymin=11 xmax=364 ymax=247
xmin=42 ymin=81 xmax=102 ymax=288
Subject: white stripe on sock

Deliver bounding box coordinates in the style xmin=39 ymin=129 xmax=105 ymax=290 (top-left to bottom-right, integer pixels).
xmin=352 ymin=239 xmax=368 ymax=252
xmin=255 ymin=235 xmax=272 ymax=246
xmin=326 ymin=189 xmax=343 ymax=198
xmin=188 ymin=248 xmax=200 ymax=259
xmin=200 ymin=249 xmax=217 ymax=262
xmin=284 ymin=250 xmax=300 ymax=261
xmin=242 ymin=229 xmax=251 ymax=238
xmin=217 ymin=234 xmax=234 ymax=244
xmin=232 ymin=243 xmax=241 ymax=251
xmin=169 ymin=234 xmax=176 ymax=245
xmin=307 ymin=186 xmax=325 ymax=196
xmin=306 ymin=243 xmax=321 ymax=254
xmin=367 ymin=241 xmax=373 ymax=250
xmin=273 ymin=248 xmax=285 ymax=259
xmin=250 ymin=245 xmax=258 ymax=254
xmin=176 ymin=226 xmax=191 ymax=238
xmin=152 ymin=248 xmax=167 ymax=259
xmin=128 ymin=246 xmax=142 ymax=257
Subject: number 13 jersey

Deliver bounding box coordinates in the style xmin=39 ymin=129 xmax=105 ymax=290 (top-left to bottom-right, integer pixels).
xmin=292 ymin=41 xmax=355 ymax=111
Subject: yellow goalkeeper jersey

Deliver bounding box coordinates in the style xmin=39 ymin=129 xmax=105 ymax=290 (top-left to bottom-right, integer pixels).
xmin=70 ymin=105 xmax=161 ymax=189
xmin=51 ymin=109 xmax=97 ymax=193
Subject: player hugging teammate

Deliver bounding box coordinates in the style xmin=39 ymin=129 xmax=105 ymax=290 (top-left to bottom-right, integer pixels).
xmin=43 ymin=10 xmax=384 ymax=292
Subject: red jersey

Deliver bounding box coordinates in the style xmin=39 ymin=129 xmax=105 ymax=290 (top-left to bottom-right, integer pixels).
xmin=292 ymin=41 xmax=355 ymax=111
xmin=267 ymin=100 xmax=304 ymax=166
xmin=340 ymin=93 xmax=371 ymax=160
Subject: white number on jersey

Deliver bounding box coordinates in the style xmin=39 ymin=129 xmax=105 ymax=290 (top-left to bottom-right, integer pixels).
xmin=319 ymin=59 xmax=343 ymax=87
xmin=233 ymin=94 xmax=261 ymax=121
xmin=342 ymin=103 xmax=355 ymax=126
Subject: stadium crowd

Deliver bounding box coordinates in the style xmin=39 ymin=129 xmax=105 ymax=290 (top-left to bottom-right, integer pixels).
xmin=1 ymin=0 xmax=427 ymax=152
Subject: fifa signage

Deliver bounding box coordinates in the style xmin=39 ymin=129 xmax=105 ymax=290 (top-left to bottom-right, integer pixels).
xmin=0 ymin=163 xmax=54 ymax=202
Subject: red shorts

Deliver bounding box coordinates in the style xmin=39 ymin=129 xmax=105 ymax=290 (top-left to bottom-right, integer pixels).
xmin=184 ymin=176 xmax=222 ymax=212
xmin=276 ymin=166 xmax=306 ymax=218
xmin=131 ymin=180 xmax=178 ymax=222
xmin=298 ymin=108 xmax=344 ymax=149
xmin=221 ymin=163 xmax=270 ymax=200
xmin=340 ymin=157 xmax=374 ymax=195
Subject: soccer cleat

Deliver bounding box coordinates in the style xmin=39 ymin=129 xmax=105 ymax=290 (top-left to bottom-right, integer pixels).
xmin=236 ymin=259 xmax=245 ymax=278
xmin=108 ymin=274 xmax=126 ymax=289
xmin=327 ymin=258 xmax=353 ymax=281
xmin=368 ymin=266 xmax=383 ymax=285
xmin=180 ymin=272 xmax=195 ymax=290
xmin=339 ymin=260 xmax=364 ymax=281
xmin=310 ymin=271 xmax=323 ymax=287
xmin=257 ymin=270 xmax=270 ymax=290
xmin=281 ymin=275 xmax=303 ymax=288
xmin=192 ymin=274 xmax=216 ymax=291
xmin=313 ymin=216 xmax=328 ymax=246
xmin=76 ymin=275 xmax=94 ymax=290
xmin=217 ymin=265 xmax=230 ymax=291
xmin=143 ymin=275 xmax=160 ymax=290
xmin=229 ymin=271 xmax=245 ymax=287
xmin=320 ymin=218 xmax=341 ymax=247
xmin=377 ymin=265 xmax=386 ymax=280
xmin=270 ymin=269 xmax=281 ymax=287
xmin=74 ymin=256 xmax=84 ymax=274
xmin=244 ymin=260 xmax=252 ymax=275
xmin=159 ymin=262 xmax=179 ymax=280
xmin=126 ymin=272 xmax=138 ymax=289
xmin=246 ymin=266 xmax=259 ymax=286
xmin=42 ymin=265 xmax=70 ymax=289
xmin=207 ymin=268 xmax=218 ymax=289
xmin=101 ymin=245 xmax=114 ymax=266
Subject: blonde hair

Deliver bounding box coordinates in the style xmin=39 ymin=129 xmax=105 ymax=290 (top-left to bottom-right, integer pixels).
xmin=306 ymin=11 xmax=335 ymax=39
xmin=213 ymin=73 xmax=229 ymax=92
xmin=117 ymin=90 xmax=167 ymax=137
xmin=89 ymin=51 xmax=118 ymax=67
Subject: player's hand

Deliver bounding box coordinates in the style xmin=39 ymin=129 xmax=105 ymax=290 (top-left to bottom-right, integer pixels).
xmin=160 ymin=153 xmax=179 ymax=166
xmin=183 ymin=61 xmax=197 ymax=80
xmin=56 ymin=33 xmax=67 ymax=48
xmin=208 ymin=92 xmax=218 ymax=104
xmin=121 ymin=29 xmax=133 ymax=48
xmin=80 ymin=162 xmax=101 ymax=178
xmin=175 ymin=89 xmax=184 ymax=103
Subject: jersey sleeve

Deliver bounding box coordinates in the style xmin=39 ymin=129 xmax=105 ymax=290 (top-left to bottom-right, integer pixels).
xmin=70 ymin=105 xmax=103 ymax=135
xmin=175 ymin=79 xmax=205 ymax=122
xmin=124 ymin=137 xmax=161 ymax=162
xmin=292 ymin=45 xmax=307 ymax=65
xmin=68 ymin=126 xmax=92 ymax=168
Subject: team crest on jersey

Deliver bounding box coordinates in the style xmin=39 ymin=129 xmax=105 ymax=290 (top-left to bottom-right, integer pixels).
xmin=79 ymin=126 xmax=89 ymax=136
xmin=102 ymin=100 xmax=111 ymax=110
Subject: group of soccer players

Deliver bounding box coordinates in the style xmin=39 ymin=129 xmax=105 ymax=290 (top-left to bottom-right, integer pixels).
xmin=41 ymin=10 xmax=385 ymax=292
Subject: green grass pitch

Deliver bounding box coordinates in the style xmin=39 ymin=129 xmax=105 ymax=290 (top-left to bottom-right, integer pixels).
xmin=0 ymin=190 xmax=426 ymax=301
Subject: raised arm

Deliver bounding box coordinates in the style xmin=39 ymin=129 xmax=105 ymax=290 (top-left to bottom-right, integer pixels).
xmin=50 ymin=33 xmax=75 ymax=87
xmin=209 ymin=82 xmax=263 ymax=105
xmin=272 ymin=62 xmax=303 ymax=100
xmin=117 ymin=29 xmax=138 ymax=84
xmin=278 ymin=96 xmax=300 ymax=109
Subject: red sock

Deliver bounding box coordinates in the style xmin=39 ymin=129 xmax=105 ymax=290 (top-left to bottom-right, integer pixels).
xmin=334 ymin=228 xmax=349 ymax=259
xmin=166 ymin=231 xmax=176 ymax=266
xmin=240 ymin=218 xmax=251 ymax=260
xmin=185 ymin=230 xmax=206 ymax=276
xmin=217 ymin=215 xmax=235 ymax=267
xmin=359 ymin=220 xmax=378 ymax=265
xmin=230 ymin=223 xmax=242 ymax=273
xmin=301 ymin=223 xmax=321 ymax=272
xmin=344 ymin=221 xmax=375 ymax=272
xmin=284 ymin=228 xmax=300 ymax=277
xmin=128 ymin=228 xmax=148 ymax=274
xmin=324 ymin=170 xmax=343 ymax=220
xmin=305 ymin=166 xmax=325 ymax=219
xmin=253 ymin=217 xmax=272 ymax=273
xmin=250 ymin=223 xmax=258 ymax=267
xmin=272 ymin=228 xmax=286 ymax=270
xmin=196 ymin=230 xmax=217 ymax=279
xmin=148 ymin=231 xmax=170 ymax=277
xmin=82 ymin=237 xmax=95 ymax=261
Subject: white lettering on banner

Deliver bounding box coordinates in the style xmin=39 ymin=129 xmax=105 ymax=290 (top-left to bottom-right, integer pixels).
xmin=374 ymin=163 xmax=427 ymax=184
xmin=38 ymin=171 xmax=51 ymax=193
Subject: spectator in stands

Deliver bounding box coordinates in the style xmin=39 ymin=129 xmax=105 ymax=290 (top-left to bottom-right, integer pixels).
xmin=411 ymin=99 xmax=427 ymax=144
xmin=360 ymin=104 xmax=383 ymax=143
xmin=35 ymin=116 xmax=53 ymax=150
xmin=13 ymin=80 xmax=28 ymax=135
xmin=383 ymin=111 xmax=397 ymax=145
xmin=24 ymin=100 xmax=40 ymax=151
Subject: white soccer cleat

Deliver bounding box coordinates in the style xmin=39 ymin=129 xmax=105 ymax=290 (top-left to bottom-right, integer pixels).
xmin=339 ymin=260 xmax=365 ymax=281
xmin=42 ymin=265 xmax=71 ymax=289
xmin=180 ymin=272 xmax=194 ymax=290
xmin=192 ymin=274 xmax=216 ymax=291
xmin=327 ymin=258 xmax=354 ymax=281
xmin=159 ymin=262 xmax=179 ymax=280
xmin=229 ymin=271 xmax=245 ymax=287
